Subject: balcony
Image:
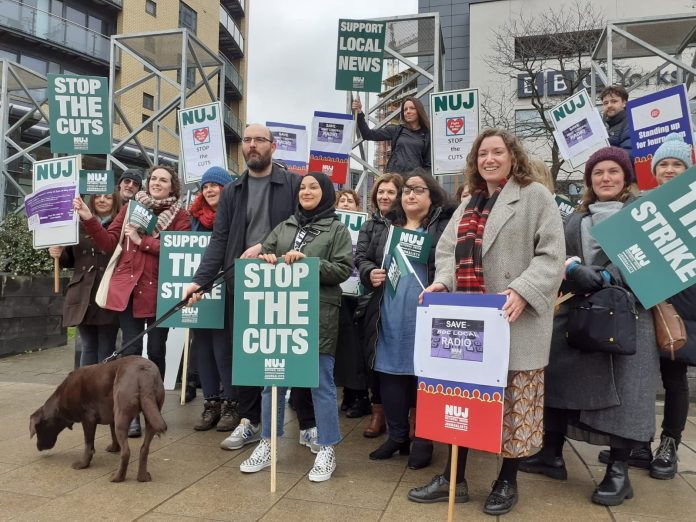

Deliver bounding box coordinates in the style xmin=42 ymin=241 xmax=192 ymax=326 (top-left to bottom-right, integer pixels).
xmin=0 ymin=0 xmax=111 ymax=65
xmin=97 ymin=0 xmax=122 ymax=8
xmin=219 ymin=5 xmax=244 ymax=58
xmin=218 ymin=52 xmax=242 ymax=100
xmin=223 ymin=103 xmax=243 ymax=142
xmin=220 ymin=0 xmax=243 ymax=17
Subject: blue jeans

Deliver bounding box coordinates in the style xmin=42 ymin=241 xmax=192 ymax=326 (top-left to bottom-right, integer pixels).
xmin=261 ymin=354 xmax=341 ymax=446
xmin=78 ymin=324 xmax=119 ymax=367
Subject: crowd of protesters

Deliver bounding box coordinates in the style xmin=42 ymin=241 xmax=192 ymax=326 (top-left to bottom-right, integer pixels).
xmin=44 ymin=86 xmax=696 ymax=515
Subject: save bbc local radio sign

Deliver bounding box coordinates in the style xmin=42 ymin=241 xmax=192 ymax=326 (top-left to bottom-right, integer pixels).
xmin=233 ymin=259 xmax=319 ymax=387
xmin=48 ymin=74 xmax=110 ymax=154
xmin=335 ymin=19 xmax=386 ymax=93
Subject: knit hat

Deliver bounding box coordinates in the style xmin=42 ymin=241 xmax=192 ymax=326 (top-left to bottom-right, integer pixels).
xmin=200 ymin=166 xmax=232 ymax=187
xmin=119 ymin=168 xmax=143 ymax=189
xmin=584 ymin=146 xmax=634 ymax=186
xmin=651 ymin=133 xmax=693 ymax=174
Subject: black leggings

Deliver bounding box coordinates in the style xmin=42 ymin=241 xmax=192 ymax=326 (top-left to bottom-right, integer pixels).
xmin=379 ymin=372 xmax=416 ymax=443
xmin=660 ymin=358 xmax=689 ymax=443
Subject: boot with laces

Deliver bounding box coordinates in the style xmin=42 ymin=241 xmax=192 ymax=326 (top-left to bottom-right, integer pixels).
xmin=239 ymin=439 xmax=272 ymax=473
xmin=193 ymin=400 xmax=221 ymax=431
xmin=650 ymin=435 xmax=679 ymax=480
xmin=216 ymin=400 xmax=240 ymax=432
xmin=308 ymin=445 xmax=336 ymax=482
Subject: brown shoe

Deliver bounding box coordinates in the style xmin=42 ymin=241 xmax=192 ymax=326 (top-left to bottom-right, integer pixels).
xmin=216 ymin=400 xmax=240 ymax=432
xmin=194 ymin=400 xmax=221 ymax=431
xmin=363 ymin=404 xmax=386 ymax=438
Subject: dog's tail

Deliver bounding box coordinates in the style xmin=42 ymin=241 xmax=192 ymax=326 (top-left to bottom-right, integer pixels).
xmin=140 ymin=394 xmax=167 ymax=435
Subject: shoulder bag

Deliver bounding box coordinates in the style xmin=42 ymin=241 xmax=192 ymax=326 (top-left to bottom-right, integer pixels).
xmin=95 ymin=221 xmax=126 ymax=308
xmin=566 ymin=285 xmax=638 ymax=356
xmin=652 ymin=301 xmax=687 ymax=360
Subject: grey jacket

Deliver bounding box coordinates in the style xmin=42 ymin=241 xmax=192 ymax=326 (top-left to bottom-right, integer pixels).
xmin=433 ymin=179 xmax=566 ymax=371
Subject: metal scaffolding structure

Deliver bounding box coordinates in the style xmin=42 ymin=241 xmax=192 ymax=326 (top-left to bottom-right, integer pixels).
xmin=107 ymin=28 xmax=225 ymax=174
xmin=348 ymin=13 xmax=444 ymax=205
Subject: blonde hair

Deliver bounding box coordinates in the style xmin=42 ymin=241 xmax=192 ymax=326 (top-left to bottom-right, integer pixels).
xmin=529 ymin=159 xmax=555 ymax=193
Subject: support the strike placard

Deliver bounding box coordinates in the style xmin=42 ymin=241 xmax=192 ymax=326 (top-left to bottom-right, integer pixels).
xmin=550 ymin=89 xmax=608 ymax=168
xmin=627 ymin=85 xmax=694 ymax=191
xmin=156 ymin=232 xmax=225 ymax=328
xmin=336 ymin=209 xmax=369 ymax=295
xmin=266 ymin=121 xmax=308 ymax=176
xmin=30 ymin=156 xmax=80 ymax=248
xmin=308 ymin=111 xmax=354 ymax=184
xmin=335 ymin=19 xmax=386 ymax=93
xmin=591 ymin=166 xmax=696 ymax=309
xmin=233 ymin=259 xmax=320 ymax=387
xmin=430 ymin=89 xmax=479 ymax=175
xmin=48 ymin=74 xmax=110 ymax=154
xmin=414 ymin=293 xmax=510 ymax=454
xmin=178 ymin=102 xmax=228 ymax=184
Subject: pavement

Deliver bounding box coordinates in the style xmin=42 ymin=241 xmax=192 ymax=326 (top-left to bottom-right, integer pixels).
xmin=1 ymin=343 xmax=696 ymax=521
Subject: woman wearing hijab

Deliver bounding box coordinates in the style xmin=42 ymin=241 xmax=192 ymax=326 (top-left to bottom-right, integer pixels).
xmin=238 ymin=172 xmax=353 ymax=483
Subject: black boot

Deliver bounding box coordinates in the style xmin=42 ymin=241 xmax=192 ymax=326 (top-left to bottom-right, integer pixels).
xmin=408 ymin=438 xmax=433 ymax=470
xmin=519 ymin=451 xmax=567 ymax=480
xmin=346 ymin=397 xmax=371 ymax=418
xmin=591 ymin=461 xmax=633 ymax=506
xmin=369 ymin=438 xmax=410 ymax=460
xmin=598 ymin=446 xmax=652 ymax=469
xmin=483 ymin=480 xmax=518 ymax=515
xmin=407 ymin=474 xmax=469 ymax=503
xmin=650 ymin=436 xmax=678 ymax=480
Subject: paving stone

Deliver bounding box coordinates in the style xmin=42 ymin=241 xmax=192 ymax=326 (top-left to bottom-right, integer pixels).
xmin=260 ymin=498 xmax=382 ymax=521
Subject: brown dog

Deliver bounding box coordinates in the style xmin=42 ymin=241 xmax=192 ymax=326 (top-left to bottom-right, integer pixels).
xmin=29 ymin=356 xmax=166 ymax=482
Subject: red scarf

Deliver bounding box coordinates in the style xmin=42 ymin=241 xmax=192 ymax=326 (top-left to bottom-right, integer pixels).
xmin=455 ymin=178 xmax=508 ymax=293
xmin=190 ymin=193 xmax=217 ymax=229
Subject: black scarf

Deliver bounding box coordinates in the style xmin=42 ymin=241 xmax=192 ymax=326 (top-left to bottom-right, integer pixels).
xmin=294 ymin=171 xmax=337 ymax=226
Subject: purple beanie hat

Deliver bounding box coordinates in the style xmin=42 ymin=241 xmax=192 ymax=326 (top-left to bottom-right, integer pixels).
xmin=584 ymin=147 xmax=634 ymax=186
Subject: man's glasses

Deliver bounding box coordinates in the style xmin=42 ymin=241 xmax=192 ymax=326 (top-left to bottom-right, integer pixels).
xmin=403 ymin=186 xmax=429 ymax=195
xmin=242 ymin=137 xmax=272 ymax=144
xmin=121 ymin=179 xmax=139 ymax=187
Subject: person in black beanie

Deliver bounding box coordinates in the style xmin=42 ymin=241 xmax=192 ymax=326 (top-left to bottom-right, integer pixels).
xmin=117 ymin=168 xmax=144 ymax=204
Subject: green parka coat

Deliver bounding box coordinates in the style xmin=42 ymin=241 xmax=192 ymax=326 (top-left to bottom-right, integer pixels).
xmin=261 ymin=214 xmax=353 ymax=356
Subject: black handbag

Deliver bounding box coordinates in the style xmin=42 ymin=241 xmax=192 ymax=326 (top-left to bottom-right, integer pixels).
xmin=566 ymin=286 xmax=638 ymax=355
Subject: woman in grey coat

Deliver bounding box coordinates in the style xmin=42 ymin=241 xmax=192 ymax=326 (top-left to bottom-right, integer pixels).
xmin=520 ymin=147 xmax=659 ymax=507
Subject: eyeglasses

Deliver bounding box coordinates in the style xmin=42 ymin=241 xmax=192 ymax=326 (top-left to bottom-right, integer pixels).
xmin=403 ymin=186 xmax=429 ymax=195
xmin=242 ymin=137 xmax=272 ymax=144
xmin=121 ymin=179 xmax=139 ymax=187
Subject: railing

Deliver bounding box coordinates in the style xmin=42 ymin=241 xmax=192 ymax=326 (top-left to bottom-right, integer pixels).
xmin=0 ymin=0 xmax=111 ymax=63
xmin=219 ymin=5 xmax=244 ymax=54
xmin=223 ymin=103 xmax=243 ymax=138
xmin=218 ymin=52 xmax=243 ymax=95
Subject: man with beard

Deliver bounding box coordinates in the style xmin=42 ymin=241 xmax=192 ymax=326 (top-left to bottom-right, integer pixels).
xmin=117 ymin=169 xmax=143 ymax=204
xmin=184 ymin=123 xmax=301 ymax=449
xmin=601 ymin=84 xmax=633 ymax=160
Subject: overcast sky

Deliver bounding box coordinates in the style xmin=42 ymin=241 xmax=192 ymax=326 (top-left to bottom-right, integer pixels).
xmin=245 ymin=0 xmax=418 ymax=127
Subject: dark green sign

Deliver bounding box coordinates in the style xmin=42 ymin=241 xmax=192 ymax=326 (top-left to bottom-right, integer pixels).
xmin=156 ymin=232 xmax=225 ymax=328
xmin=79 ymin=169 xmax=114 ymax=195
xmin=233 ymin=259 xmax=319 ymax=387
xmin=592 ymin=167 xmax=696 ymax=309
xmin=335 ymin=19 xmax=386 ymax=92
xmin=48 ymin=74 xmax=110 ymax=154
xmin=127 ymin=200 xmax=157 ymax=235
xmin=555 ymin=195 xmax=575 ymax=219
xmin=387 ymin=226 xmax=432 ymax=265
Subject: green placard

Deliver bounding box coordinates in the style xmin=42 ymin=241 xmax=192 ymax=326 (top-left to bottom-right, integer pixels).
xmin=156 ymin=232 xmax=226 ymax=328
xmin=48 ymin=74 xmax=110 ymax=154
xmin=591 ymin=167 xmax=696 ymax=309
xmin=335 ymin=19 xmax=386 ymax=92
xmin=233 ymin=258 xmax=319 ymax=387
xmin=387 ymin=244 xmax=410 ymax=297
xmin=79 ymin=169 xmax=114 ymax=195
xmin=388 ymin=226 xmax=432 ymax=265
xmin=555 ymin=195 xmax=575 ymax=219
xmin=127 ymin=200 xmax=157 ymax=235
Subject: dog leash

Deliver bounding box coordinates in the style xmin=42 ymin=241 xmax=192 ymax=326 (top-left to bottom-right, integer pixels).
xmin=101 ymin=264 xmax=233 ymax=364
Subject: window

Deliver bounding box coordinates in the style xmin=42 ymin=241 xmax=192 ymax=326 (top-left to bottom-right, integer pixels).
xmin=143 ymin=93 xmax=154 ymax=110
xmin=515 ymin=109 xmax=546 ymax=138
xmin=142 ymin=114 xmax=152 ymax=132
xmin=179 ymin=2 xmax=197 ymax=35
xmin=176 ymin=67 xmax=196 ymax=89
xmin=145 ymin=0 xmax=157 ymax=16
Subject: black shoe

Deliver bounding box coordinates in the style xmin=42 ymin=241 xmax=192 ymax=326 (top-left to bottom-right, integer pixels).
xmin=369 ymin=438 xmax=410 ymax=460
xmin=345 ymin=397 xmax=371 ymax=418
xmin=407 ymin=474 xmax=469 ymax=504
xmin=184 ymin=381 xmax=197 ymax=403
xmin=408 ymin=439 xmax=433 ymax=470
xmin=591 ymin=461 xmax=634 ymax=506
xmin=483 ymin=480 xmax=518 ymax=515
xmin=650 ymin=436 xmax=678 ymax=480
xmin=598 ymin=446 xmax=652 ymax=469
xmin=519 ymin=452 xmax=568 ymax=480
xmin=128 ymin=416 xmax=142 ymax=438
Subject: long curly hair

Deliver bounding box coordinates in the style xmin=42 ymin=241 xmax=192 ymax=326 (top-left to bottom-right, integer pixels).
xmin=464 ymin=128 xmax=535 ymax=194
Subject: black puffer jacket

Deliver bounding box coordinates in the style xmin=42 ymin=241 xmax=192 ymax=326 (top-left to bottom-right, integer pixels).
xmin=666 ymin=285 xmax=696 ymax=365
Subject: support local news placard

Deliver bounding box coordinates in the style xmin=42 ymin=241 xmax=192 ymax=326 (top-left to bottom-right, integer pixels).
xmin=233 ymin=259 xmax=319 ymax=387
xmin=156 ymin=232 xmax=225 ymax=328
xmin=627 ymin=84 xmax=694 ymax=191
xmin=430 ymin=89 xmax=479 ymax=175
xmin=591 ymin=166 xmax=696 ymax=309
xmin=335 ymin=19 xmax=386 ymax=92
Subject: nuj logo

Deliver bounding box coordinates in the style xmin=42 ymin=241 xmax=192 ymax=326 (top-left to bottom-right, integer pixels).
xmin=322 ymin=164 xmax=334 ymax=176
xmin=445 ymin=405 xmax=469 ymax=419
xmin=264 ymin=358 xmax=285 ymax=369
xmin=401 ymin=232 xmax=424 ymax=246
